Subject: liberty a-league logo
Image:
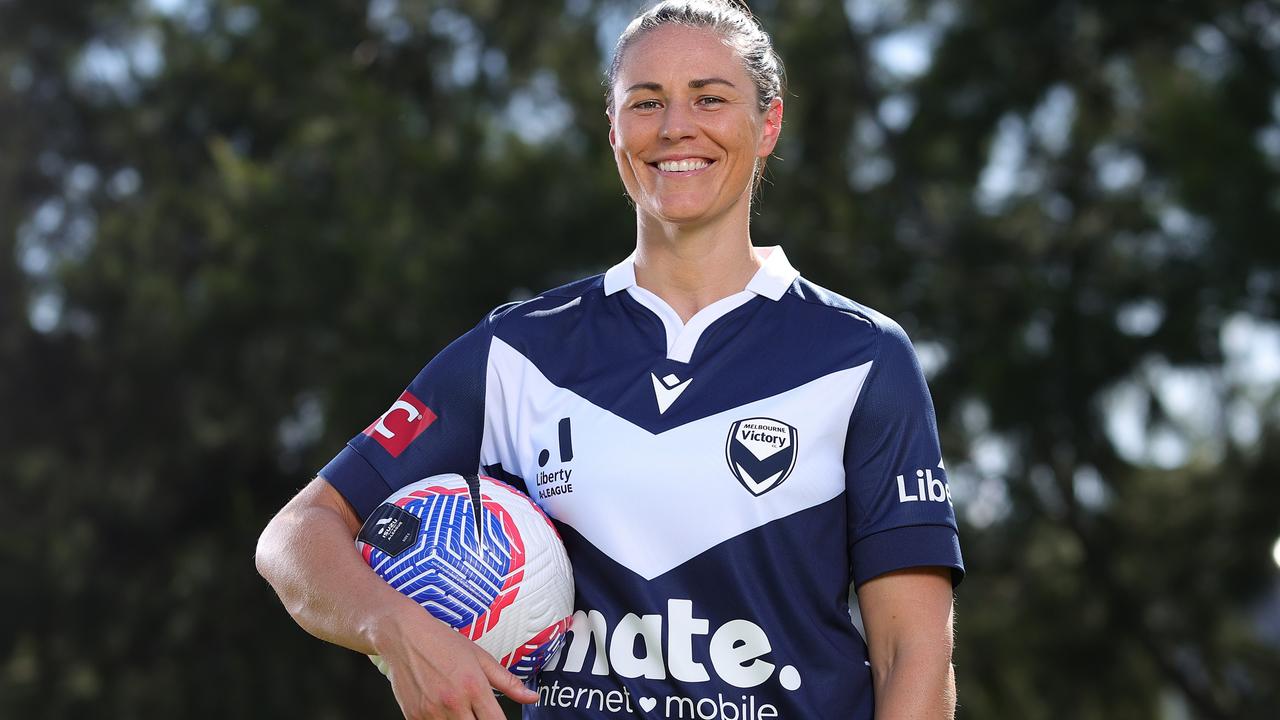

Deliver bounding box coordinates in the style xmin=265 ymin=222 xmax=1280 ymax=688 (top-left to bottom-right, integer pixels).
xmin=725 ymin=417 xmax=798 ymax=496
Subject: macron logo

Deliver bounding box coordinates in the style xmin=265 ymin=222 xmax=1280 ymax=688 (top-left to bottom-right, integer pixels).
xmin=651 ymin=373 xmax=692 ymax=414
xmin=363 ymin=390 xmax=437 ymax=458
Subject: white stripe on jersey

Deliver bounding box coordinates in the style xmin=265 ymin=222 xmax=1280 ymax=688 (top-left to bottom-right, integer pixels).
xmin=480 ymin=336 xmax=874 ymax=580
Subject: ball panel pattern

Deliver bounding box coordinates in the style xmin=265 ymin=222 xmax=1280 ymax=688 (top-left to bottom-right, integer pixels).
xmin=357 ymin=474 xmax=574 ymax=680
xmin=368 ymin=486 xmax=519 ymax=631
xmin=503 ymin=616 xmax=572 ymax=679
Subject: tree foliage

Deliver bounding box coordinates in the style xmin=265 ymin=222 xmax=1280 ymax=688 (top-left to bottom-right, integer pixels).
xmin=2 ymin=0 xmax=1278 ymax=717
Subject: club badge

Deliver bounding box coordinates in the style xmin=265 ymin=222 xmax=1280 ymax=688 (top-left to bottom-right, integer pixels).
xmin=725 ymin=417 xmax=798 ymax=496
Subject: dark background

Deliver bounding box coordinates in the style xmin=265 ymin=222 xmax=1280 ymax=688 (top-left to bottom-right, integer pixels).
xmin=3 ymin=0 xmax=1279 ymax=717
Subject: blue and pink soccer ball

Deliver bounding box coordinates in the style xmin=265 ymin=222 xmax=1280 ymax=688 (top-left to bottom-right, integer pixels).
xmin=356 ymin=474 xmax=574 ymax=680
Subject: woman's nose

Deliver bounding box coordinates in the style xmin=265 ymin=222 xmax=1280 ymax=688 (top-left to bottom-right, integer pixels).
xmin=660 ymin=104 xmax=696 ymax=142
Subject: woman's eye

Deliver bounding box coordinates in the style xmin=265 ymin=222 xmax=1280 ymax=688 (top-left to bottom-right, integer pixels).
xmin=697 ymin=96 xmax=725 ymax=106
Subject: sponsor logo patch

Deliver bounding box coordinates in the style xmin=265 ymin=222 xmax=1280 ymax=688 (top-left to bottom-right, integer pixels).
xmin=725 ymin=417 xmax=798 ymax=496
xmin=534 ymin=417 xmax=575 ymax=500
xmin=896 ymin=461 xmax=952 ymax=505
xmin=363 ymin=390 xmax=437 ymax=457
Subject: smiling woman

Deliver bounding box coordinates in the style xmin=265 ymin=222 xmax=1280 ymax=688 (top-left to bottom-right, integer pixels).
xmin=256 ymin=2 xmax=964 ymax=719
xmin=608 ymin=24 xmax=782 ymax=233
xmin=604 ymin=2 xmax=785 ymax=288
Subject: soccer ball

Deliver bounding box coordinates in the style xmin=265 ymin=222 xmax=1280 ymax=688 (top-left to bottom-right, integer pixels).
xmin=356 ymin=473 xmax=574 ymax=680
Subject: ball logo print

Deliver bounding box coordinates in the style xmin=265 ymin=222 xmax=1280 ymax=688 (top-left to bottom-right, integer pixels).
xmin=725 ymin=418 xmax=798 ymax=496
xmin=359 ymin=503 xmax=420 ymax=557
xmin=357 ymin=474 xmax=574 ymax=680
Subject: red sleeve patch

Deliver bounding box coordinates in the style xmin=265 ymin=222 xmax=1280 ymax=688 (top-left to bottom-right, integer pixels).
xmin=363 ymin=390 xmax=438 ymax=458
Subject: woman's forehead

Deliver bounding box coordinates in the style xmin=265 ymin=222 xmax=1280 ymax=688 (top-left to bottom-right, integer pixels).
xmin=615 ymin=25 xmax=748 ymax=86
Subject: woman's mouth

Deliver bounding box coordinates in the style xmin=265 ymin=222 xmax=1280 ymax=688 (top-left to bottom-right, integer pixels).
xmin=653 ymin=158 xmax=713 ymax=174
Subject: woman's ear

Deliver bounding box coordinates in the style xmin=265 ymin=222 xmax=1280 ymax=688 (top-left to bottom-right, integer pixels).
xmin=758 ymin=96 xmax=784 ymax=158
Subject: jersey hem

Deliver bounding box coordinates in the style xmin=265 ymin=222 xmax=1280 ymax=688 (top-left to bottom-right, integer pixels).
xmin=851 ymin=523 xmax=965 ymax=589
xmin=318 ymin=444 xmax=395 ymax=520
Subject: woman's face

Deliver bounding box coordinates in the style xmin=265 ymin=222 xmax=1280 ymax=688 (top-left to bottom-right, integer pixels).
xmin=609 ymin=24 xmax=783 ymax=228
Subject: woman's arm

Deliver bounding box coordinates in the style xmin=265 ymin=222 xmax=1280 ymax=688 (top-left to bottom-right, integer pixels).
xmin=857 ymin=567 xmax=957 ymax=720
xmin=255 ymin=477 xmax=538 ymax=720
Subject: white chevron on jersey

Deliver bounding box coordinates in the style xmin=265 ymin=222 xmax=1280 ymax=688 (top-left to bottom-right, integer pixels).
xmin=480 ymin=337 xmax=874 ymax=580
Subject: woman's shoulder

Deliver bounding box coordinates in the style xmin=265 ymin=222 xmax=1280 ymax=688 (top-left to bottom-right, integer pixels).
xmin=481 ymin=272 xmax=607 ymax=332
xmin=784 ymin=276 xmax=905 ymax=337
xmin=783 ymin=277 xmax=930 ymax=374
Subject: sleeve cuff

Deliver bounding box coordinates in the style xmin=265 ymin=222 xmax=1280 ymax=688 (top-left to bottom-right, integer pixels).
xmin=851 ymin=524 xmax=965 ymax=590
xmin=317 ymin=444 xmax=393 ymax=521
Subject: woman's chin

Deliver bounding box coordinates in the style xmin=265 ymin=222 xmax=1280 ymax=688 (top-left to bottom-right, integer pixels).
xmin=642 ymin=200 xmax=727 ymax=227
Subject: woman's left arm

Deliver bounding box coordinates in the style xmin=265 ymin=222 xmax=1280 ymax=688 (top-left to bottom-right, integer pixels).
xmin=858 ymin=566 xmax=957 ymax=720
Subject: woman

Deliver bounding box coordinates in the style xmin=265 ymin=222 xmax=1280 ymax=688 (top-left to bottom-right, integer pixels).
xmin=256 ymin=2 xmax=963 ymax=718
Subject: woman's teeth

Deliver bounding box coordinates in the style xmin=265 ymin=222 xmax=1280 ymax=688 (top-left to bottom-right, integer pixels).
xmin=657 ymin=159 xmax=710 ymax=172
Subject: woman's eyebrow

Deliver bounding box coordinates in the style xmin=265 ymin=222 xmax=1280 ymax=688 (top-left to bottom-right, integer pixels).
xmin=689 ymin=77 xmax=735 ymax=89
xmin=625 ymin=78 xmax=737 ymax=93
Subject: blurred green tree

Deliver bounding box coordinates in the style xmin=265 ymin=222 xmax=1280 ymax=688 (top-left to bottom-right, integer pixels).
xmin=1 ymin=0 xmax=1277 ymax=718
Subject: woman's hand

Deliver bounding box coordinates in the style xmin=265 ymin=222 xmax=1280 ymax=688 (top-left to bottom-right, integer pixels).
xmin=373 ymin=606 xmax=539 ymax=720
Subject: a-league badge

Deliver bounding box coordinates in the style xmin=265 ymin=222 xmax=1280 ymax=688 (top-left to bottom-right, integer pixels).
xmin=725 ymin=417 xmax=798 ymax=496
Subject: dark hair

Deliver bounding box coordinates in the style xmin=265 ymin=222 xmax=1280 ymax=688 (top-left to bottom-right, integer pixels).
xmin=605 ymin=0 xmax=785 ymax=115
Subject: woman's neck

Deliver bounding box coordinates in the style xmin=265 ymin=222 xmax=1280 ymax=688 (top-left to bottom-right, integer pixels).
xmin=632 ymin=212 xmax=762 ymax=323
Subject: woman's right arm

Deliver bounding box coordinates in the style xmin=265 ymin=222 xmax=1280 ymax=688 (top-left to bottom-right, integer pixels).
xmin=254 ymin=476 xmax=538 ymax=720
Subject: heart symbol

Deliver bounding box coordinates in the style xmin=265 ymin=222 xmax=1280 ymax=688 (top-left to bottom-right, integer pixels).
xmin=639 ymin=696 xmax=658 ymax=712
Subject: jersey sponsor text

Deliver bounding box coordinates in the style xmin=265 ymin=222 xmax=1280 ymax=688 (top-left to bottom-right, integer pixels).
xmin=545 ymin=599 xmax=800 ymax=691
xmin=896 ymin=468 xmax=951 ymax=504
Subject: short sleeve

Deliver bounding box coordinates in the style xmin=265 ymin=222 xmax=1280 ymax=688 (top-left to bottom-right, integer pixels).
xmin=318 ymin=312 xmax=498 ymax=520
xmin=845 ymin=321 xmax=964 ymax=589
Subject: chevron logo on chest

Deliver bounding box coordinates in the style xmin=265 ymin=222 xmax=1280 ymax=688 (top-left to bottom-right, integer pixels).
xmin=651 ymin=372 xmax=693 ymax=414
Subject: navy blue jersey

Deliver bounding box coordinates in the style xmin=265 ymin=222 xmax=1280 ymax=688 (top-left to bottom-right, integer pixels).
xmin=321 ymin=247 xmax=963 ymax=719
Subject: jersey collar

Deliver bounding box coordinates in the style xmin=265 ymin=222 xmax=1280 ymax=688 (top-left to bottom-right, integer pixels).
xmin=603 ymin=246 xmax=800 ymax=301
